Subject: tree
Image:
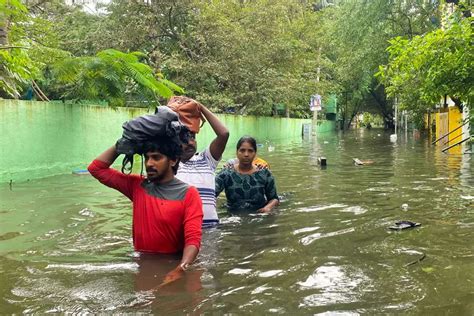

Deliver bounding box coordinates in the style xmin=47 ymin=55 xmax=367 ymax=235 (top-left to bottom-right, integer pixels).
xmin=50 ymin=49 xmax=184 ymax=107
xmin=163 ymin=0 xmax=324 ymax=116
xmin=0 ymin=1 xmax=183 ymax=106
xmin=0 ymin=0 xmax=71 ymax=99
xmin=315 ymin=0 xmax=439 ymax=128
xmin=51 ymin=0 xmax=325 ymax=116
xmin=378 ymin=16 xmax=473 ymax=116
xmin=0 ymin=0 xmax=36 ymax=98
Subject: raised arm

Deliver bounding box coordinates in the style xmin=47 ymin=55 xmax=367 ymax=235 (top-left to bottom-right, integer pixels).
xmin=87 ymin=145 xmax=134 ymax=199
xmin=200 ymin=104 xmax=229 ymax=161
xmin=95 ymin=146 xmax=119 ymax=164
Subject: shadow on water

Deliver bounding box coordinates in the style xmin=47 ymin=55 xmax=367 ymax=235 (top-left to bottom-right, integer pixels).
xmin=0 ymin=129 xmax=473 ymax=314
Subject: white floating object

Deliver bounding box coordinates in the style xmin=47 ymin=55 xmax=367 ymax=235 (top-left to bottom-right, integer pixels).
xmin=401 ymin=203 xmax=409 ymax=211
xmin=228 ymin=268 xmax=252 ymax=275
xmin=390 ymin=134 xmax=397 ymax=142
xmin=268 ymin=145 xmax=275 ymax=152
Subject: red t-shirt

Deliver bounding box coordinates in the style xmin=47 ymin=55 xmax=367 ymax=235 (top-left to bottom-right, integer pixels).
xmin=88 ymin=159 xmax=203 ymax=254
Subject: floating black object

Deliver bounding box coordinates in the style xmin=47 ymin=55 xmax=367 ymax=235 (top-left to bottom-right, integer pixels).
xmin=318 ymin=157 xmax=327 ymax=166
xmin=389 ymin=221 xmax=421 ymax=230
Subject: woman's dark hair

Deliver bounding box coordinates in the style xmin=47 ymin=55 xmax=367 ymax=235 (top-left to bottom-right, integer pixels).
xmin=142 ymin=135 xmax=183 ymax=160
xmin=236 ymin=136 xmax=257 ymax=152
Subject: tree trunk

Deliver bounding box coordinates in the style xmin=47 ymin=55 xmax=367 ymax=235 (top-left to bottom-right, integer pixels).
xmin=0 ymin=16 xmax=9 ymax=46
xmin=369 ymin=89 xmax=394 ymax=129
xmin=346 ymin=112 xmax=357 ymax=130
xmin=451 ymin=96 xmax=463 ymax=112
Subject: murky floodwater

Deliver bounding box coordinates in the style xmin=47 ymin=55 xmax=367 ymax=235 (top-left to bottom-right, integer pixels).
xmin=1 ymin=129 xmax=473 ymax=314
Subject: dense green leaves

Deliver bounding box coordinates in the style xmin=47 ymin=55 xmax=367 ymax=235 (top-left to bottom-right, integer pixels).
xmin=0 ymin=1 xmax=182 ymax=105
xmin=50 ymin=49 xmax=184 ymax=107
xmin=167 ymin=0 xmax=322 ymax=116
xmin=2 ymin=0 xmax=468 ymax=124
xmin=376 ymin=1 xmax=473 ymax=130
xmin=315 ymin=0 xmax=439 ymax=128
xmin=378 ymin=17 xmax=473 ymax=112
xmin=0 ymin=0 xmax=34 ymax=98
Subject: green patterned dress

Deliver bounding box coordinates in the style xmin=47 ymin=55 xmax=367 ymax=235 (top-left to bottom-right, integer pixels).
xmin=215 ymin=167 xmax=278 ymax=212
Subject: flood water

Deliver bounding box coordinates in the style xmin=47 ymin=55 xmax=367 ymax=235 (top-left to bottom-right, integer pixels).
xmin=1 ymin=129 xmax=473 ymax=314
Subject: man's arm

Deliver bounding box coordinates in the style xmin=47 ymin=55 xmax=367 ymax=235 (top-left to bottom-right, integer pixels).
xmin=161 ymin=245 xmax=199 ymax=285
xmin=87 ymin=145 xmax=135 ymax=199
xmin=162 ymin=188 xmax=202 ymax=284
xmin=95 ymin=146 xmax=119 ymax=164
xmin=180 ymin=245 xmax=199 ymax=268
xmin=200 ymin=104 xmax=229 ymax=161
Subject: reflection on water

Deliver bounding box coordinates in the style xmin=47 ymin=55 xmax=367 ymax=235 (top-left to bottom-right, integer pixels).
xmin=0 ymin=130 xmax=473 ymax=314
xmin=298 ymin=265 xmax=369 ymax=308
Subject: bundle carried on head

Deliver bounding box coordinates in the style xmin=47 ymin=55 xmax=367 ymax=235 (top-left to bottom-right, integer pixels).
xmin=115 ymin=106 xmax=191 ymax=173
xmin=167 ymin=96 xmax=206 ymax=134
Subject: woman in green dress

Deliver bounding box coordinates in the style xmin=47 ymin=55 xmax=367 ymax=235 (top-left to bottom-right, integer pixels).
xmin=215 ymin=136 xmax=279 ymax=213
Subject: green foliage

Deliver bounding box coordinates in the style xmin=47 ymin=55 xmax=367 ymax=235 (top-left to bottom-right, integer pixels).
xmin=362 ymin=112 xmax=384 ymax=127
xmin=50 ymin=49 xmax=184 ymax=107
xmin=316 ymin=0 xmax=439 ymax=127
xmin=0 ymin=0 xmax=69 ymax=98
xmin=378 ymin=17 xmax=473 ymax=112
xmin=161 ymin=0 xmax=324 ymax=116
xmin=44 ymin=0 xmax=325 ymax=116
xmin=0 ymin=0 xmax=33 ymax=97
xmin=0 ymin=2 xmax=183 ymax=106
xmin=3 ymin=0 xmax=457 ymax=123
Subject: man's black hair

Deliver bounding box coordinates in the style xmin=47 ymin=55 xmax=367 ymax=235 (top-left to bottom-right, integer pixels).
xmin=142 ymin=135 xmax=183 ymax=160
xmin=118 ymin=133 xmax=185 ymax=174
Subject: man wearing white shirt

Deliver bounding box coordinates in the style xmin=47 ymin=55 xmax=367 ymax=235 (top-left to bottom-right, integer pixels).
xmin=174 ymin=101 xmax=229 ymax=227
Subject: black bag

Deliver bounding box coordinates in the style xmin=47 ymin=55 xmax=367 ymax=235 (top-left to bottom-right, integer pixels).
xmin=115 ymin=106 xmax=189 ymax=173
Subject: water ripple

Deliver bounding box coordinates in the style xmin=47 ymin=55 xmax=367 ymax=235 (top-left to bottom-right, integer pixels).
xmin=300 ymin=228 xmax=355 ymax=246
xmin=46 ymin=262 xmax=138 ymax=272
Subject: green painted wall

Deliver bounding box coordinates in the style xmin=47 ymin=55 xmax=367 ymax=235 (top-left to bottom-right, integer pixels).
xmin=314 ymin=120 xmax=336 ymax=133
xmin=1 ymin=100 xmax=327 ymax=183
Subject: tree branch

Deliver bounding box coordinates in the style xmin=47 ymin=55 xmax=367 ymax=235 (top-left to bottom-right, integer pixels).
xmin=0 ymin=46 xmax=28 ymax=50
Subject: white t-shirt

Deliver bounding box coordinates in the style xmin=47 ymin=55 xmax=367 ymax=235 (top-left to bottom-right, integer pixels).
xmin=176 ymin=147 xmax=219 ymax=227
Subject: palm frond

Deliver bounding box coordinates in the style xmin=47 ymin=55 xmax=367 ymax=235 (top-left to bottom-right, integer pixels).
xmin=50 ymin=49 xmax=183 ymax=105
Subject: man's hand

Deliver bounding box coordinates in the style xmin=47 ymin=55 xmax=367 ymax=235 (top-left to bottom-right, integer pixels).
xmin=159 ymin=244 xmax=198 ymax=288
xmin=161 ymin=265 xmax=185 ymax=286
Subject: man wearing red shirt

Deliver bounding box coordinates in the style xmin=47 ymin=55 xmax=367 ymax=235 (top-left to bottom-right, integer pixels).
xmin=88 ymin=137 xmax=203 ymax=278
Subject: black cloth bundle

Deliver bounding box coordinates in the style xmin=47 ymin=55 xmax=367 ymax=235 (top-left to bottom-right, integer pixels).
xmin=115 ymin=106 xmax=190 ymax=173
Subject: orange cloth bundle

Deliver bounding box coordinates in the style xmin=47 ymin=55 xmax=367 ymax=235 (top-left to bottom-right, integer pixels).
xmin=253 ymin=157 xmax=270 ymax=169
xmin=167 ymin=96 xmax=206 ymax=133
